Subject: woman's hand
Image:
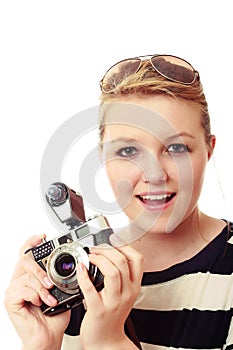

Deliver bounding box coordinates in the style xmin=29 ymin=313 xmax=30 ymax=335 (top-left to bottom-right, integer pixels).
xmin=4 ymin=235 xmax=70 ymax=350
xmin=77 ymin=239 xmax=144 ymax=350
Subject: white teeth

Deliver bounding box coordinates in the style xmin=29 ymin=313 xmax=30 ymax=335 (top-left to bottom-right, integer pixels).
xmin=141 ymin=194 xmax=170 ymax=201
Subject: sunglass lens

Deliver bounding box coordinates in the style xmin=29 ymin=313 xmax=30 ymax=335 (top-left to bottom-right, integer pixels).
xmin=151 ymin=55 xmax=196 ymax=84
xmin=102 ymin=58 xmax=141 ymax=92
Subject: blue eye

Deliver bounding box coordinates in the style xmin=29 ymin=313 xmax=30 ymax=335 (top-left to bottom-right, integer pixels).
xmin=167 ymin=144 xmax=190 ymax=153
xmin=116 ymin=146 xmax=138 ymax=158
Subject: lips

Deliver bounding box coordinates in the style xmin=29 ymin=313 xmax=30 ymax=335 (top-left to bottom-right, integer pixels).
xmin=136 ymin=192 xmax=176 ymax=210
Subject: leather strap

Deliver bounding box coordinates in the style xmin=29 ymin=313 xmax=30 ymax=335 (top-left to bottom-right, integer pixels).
xmin=125 ymin=316 xmax=142 ymax=349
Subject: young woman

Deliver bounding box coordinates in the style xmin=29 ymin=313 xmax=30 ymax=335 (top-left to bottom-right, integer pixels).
xmin=5 ymin=55 xmax=233 ymax=350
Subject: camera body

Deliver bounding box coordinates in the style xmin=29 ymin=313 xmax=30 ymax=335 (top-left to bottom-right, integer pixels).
xmin=25 ymin=182 xmax=113 ymax=316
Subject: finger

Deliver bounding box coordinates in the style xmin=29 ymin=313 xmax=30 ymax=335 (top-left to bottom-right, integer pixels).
xmin=88 ymin=247 xmax=141 ymax=312
xmin=110 ymin=235 xmax=144 ymax=282
xmin=5 ymin=284 xmax=42 ymax=312
xmin=116 ymin=244 xmax=144 ymax=284
xmin=89 ymin=252 xmax=121 ymax=295
xmin=76 ymin=262 xmax=101 ymax=310
xmin=22 ymin=273 xmax=57 ymax=306
xmin=11 ymin=254 xmax=53 ymax=288
xmin=90 ymin=245 xmax=129 ymax=289
xmin=92 ymin=243 xmax=143 ymax=285
xmin=5 ymin=273 xmax=57 ymax=311
xmin=19 ymin=234 xmax=46 ymax=256
xmin=11 ymin=253 xmax=53 ymax=290
xmin=12 ymin=235 xmax=53 ymax=288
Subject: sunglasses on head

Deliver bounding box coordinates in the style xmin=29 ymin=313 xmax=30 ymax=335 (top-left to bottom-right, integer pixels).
xmin=100 ymin=54 xmax=199 ymax=93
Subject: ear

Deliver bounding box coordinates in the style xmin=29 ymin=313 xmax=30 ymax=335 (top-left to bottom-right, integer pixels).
xmin=207 ymin=135 xmax=216 ymax=160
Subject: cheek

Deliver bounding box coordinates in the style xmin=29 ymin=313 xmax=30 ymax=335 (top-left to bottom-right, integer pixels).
xmin=176 ymin=153 xmax=208 ymax=208
xmin=191 ymin=157 xmax=207 ymax=193
xmin=172 ymin=152 xmax=207 ymax=188
xmin=105 ymin=161 xmax=141 ymax=197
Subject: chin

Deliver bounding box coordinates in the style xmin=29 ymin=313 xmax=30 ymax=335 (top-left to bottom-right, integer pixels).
xmin=132 ymin=206 xmax=190 ymax=235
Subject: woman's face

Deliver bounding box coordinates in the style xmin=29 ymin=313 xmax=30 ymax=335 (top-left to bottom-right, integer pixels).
xmin=101 ymin=95 xmax=214 ymax=235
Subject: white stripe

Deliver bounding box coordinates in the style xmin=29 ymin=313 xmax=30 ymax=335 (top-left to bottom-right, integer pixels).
xmin=141 ymin=342 xmax=221 ymax=350
xmin=61 ymin=334 xmax=82 ymax=350
xmin=134 ymin=272 xmax=233 ymax=311
xmin=223 ymin=317 xmax=233 ymax=349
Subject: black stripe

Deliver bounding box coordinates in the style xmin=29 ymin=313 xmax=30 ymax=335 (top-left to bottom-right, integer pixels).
xmin=130 ymin=308 xmax=233 ymax=348
xmin=142 ymin=226 xmax=233 ymax=285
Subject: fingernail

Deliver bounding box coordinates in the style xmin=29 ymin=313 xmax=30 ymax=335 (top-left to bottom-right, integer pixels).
xmin=46 ymin=293 xmax=57 ymax=305
xmin=40 ymin=233 xmax=46 ymax=241
xmin=43 ymin=276 xmax=53 ymax=288
xmin=77 ymin=262 xmax=85 ymax=274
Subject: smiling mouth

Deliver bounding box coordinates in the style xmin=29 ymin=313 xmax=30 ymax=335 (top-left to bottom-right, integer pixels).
xmin=136 ymin=193 xmax=176 ymax=206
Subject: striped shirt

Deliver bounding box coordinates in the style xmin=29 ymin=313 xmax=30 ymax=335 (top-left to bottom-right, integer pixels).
xmin=61 ymin=221 xmax=233 ymax=350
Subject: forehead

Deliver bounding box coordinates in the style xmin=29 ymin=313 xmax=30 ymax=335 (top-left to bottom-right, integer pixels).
xmin=101 ymin=95 xmax=202 ymax=141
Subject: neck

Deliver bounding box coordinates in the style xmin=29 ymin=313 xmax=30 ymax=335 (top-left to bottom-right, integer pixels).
xmin=128 ymin=208 xmax=225 ymax=272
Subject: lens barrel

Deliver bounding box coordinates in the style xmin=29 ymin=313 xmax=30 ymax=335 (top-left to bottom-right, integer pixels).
xmin=47 ymin=243 xmax=90 ymax=294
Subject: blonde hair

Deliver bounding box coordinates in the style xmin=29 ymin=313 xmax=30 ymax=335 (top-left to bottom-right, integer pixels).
xmin=99 ymin=60 xmax=212 ymax=145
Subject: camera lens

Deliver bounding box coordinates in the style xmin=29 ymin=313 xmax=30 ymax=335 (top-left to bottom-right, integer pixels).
xmin=47 ymin=243 xmax=89 ymax=294
xmin=55 ymin=253 xmax=76 ymax=277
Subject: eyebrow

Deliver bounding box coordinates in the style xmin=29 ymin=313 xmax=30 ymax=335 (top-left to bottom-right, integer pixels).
xmin=108 ymin=138 xmax=139 ymax=143
xmin=166 ymin=132 xmax=195 ymax=141
xmin=107 ymin=132 xmax=195 ymax=144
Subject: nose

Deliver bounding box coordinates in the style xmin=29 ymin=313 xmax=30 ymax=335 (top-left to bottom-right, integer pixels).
xmin=140 ymin=155 xmax=168 ymax=184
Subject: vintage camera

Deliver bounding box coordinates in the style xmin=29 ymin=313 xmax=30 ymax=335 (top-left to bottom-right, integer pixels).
xmin=25 ymin=182 xmax=113 ymax=316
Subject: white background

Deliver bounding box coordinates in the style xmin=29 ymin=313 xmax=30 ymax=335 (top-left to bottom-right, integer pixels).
xmin=1 ymin=0 xmax=233 ymax=346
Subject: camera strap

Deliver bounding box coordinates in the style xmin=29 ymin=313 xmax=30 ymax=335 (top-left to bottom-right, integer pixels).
xmin=125 ymin=315 xmax=142 ymax=350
